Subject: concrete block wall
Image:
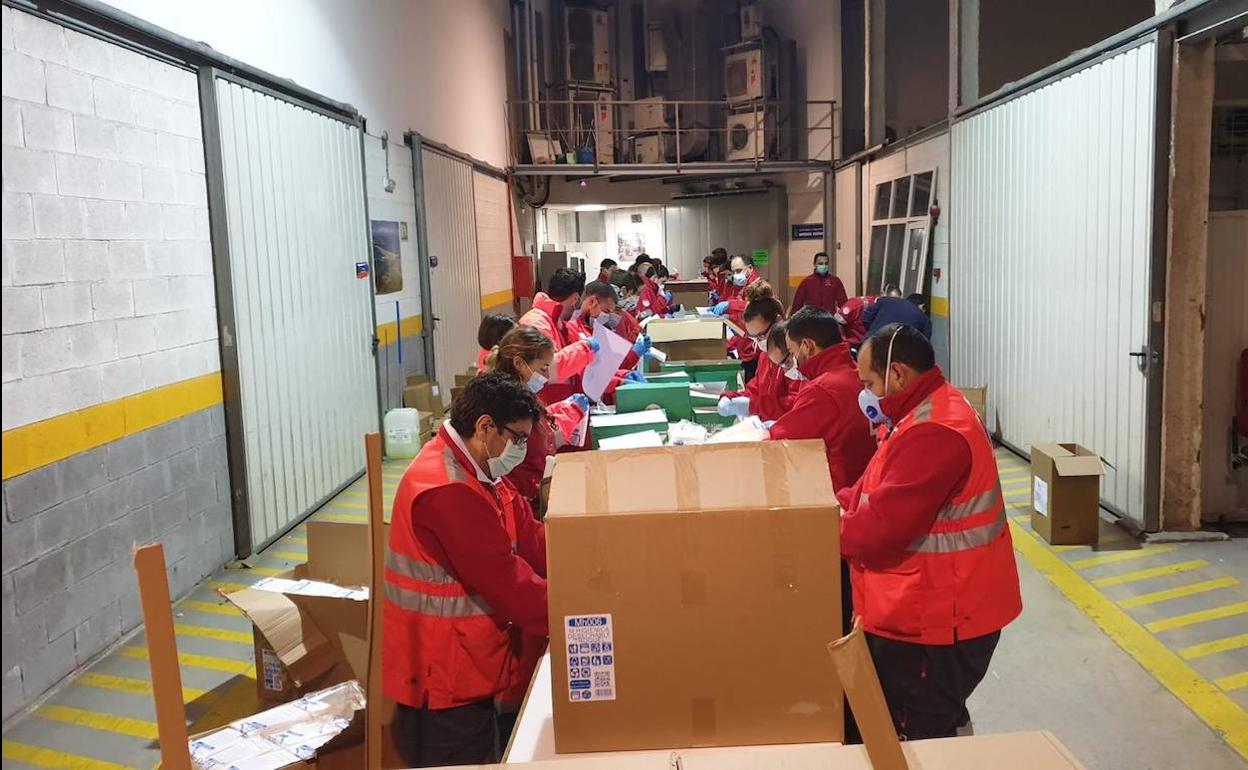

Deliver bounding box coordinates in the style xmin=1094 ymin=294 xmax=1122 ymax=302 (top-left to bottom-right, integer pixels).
xmin=1 ymin=7 xmax=232 ymax=721
xmin=364 ymin=132 xmax=425 ymax=411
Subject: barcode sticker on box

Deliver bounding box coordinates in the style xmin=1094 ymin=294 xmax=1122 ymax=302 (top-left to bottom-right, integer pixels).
xmin=1033 ymin=476 xmax=1049 ymax=517
xmin=564 ymin=614 xmax=616 ymax=703
xmin=262 ymin=647 xmax=285 ymax=692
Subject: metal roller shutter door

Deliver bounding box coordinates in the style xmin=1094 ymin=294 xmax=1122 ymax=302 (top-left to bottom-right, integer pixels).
xmin=950 ymin=39 xmax=1159 ymax=526
xmin=208 ymin=76 xmax=378 ymax=553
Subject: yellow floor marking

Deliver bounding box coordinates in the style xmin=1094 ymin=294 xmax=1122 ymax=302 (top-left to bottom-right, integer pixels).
xmin=997 ymin=466 xmax=1029 ymax=477
xmin=1180 ymin=634 xmax=1248 ymax=661
xmin=283 ymin=533 xmax=307 ymax=543
xmin=1119 ymin=577 xmax=1241 ymax=609
xmin=205 ymin=580 xmax=250 ymax=592
xmin=1007 ymin=519 xmax=1248 ymax=759
xmin=227 ymin=565 xmax=283 ymax=577
xmin=1011 ymin=514 xmax=1031 ymax=523
xmin=1216 ymin=672 xmax=1248 ymax=692
xmin=1053 ymin=531 xmax=1130 ymax=552
xmin=1147 ymin=602 xmax=1248 ymax=633
xmin=186 ymin=670 xmax=263 ymax=736
xmin=178 ymin=599 xmax=242 ymax=617
xmin=118 ymin=645 xmax=254 ymax=676
xmin=1070 ymin=545 xmax=1178 ymax=570
xmin=174 ymin=623 xmax=253 ymax=645
xmin=2 ymin=740 xmax=135 ymax=770
xmin=76 ymin=672 xmax=206 ymax=702
xmin=315 ymin=512 xmax=367 ymax=523
xmin=1092 ymin=560 xmax=1210 ymax=588
xmin=323 ymin=500 xmax=367 ymax=510
xmin=264 ymin=550 xmax=307 ymax=561
xmin=35 ymin=704 xmax=157 ymax=740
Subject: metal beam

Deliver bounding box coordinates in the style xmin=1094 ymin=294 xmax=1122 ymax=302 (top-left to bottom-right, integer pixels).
xmin=511 ymin=161 xmax=834 ymax=178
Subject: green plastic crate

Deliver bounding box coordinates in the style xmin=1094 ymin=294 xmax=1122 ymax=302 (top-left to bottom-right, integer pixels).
xmin=614 ymin=381 xmax=692 ymax=421
xmin=692 ymin=407 xmax=736 ymax=428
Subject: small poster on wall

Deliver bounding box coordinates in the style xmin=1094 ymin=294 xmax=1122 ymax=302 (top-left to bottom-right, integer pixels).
xmin=617 ymin=232 xmax=645 ymax=262
xmin=371 ymin=219 xmax=403 ymax=295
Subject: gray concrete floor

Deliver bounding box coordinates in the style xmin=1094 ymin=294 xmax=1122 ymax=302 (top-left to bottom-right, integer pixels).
xmin=972 ymin=551 xmax=1247 ymax=770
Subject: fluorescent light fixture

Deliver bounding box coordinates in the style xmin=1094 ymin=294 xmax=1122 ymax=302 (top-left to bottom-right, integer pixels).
xmin=574 ymin=204 xmax=607 ymax=212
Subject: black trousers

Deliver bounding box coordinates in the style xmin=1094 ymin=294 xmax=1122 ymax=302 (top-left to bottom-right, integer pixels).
xmin=863 ymin=630 xmax=1001 ymax=741
xmin=394 ymin=699 xmax=499 ymax=768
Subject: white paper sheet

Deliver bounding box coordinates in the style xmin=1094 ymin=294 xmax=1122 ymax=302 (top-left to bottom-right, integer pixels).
xmin=581 ymin=319 xmax=632 ymax=403
xmin=706 ymin=416 xmax=770 ymax=444
xmin=596 ymin=430 xmax=665 ymax=451
xmin=690 ymin=381 xmax=726 ymax=396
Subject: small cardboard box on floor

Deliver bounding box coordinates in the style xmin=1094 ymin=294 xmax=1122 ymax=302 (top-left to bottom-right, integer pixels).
xmin=1030 ymin=443 xmax=1104 ymax=545
xmin=544 ymin=439 xmax=844 ymax=754
xmin=403 ymin=374 xmax=445 ymax=416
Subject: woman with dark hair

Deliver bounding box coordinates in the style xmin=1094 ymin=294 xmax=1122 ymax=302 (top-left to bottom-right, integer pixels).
xmin=476 ymin=313 xmax=516 ymax=369
xmin=483 ymin=326 xmax=589 ymax=503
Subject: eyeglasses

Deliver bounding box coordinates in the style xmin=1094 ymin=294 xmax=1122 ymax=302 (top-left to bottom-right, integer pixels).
xmin=498 ymin=425 xmax=530 ymax=446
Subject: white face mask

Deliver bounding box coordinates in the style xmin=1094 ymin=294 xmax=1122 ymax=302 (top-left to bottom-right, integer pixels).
xmin=602 ymin=312 xmax=621 ymax=330
xmin=858 ymin=326 xmax=902 ymax=427
xmin=731 ymin=272 xmax=748 ymax=287
xmin=782 ymin=358 xmax=806 ymax=381
xmin=487 ymin=437 xmax=527 ymax=478
xmin=525 ymin=371 xmax=548 ymax=393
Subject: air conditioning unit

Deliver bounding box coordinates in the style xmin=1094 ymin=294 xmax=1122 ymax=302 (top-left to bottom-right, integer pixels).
xmin=724 ymin=47 xmax=763 ymax=105
xmin=632 ymin=96 xmax=669 ymax=132
xmin=633 ymin=133 xmax=666 ymax=164
xmin=593 ymin=91 xmax=616 ymax=163
xmin=565 ymin=7 xmax=611 ymax=85
xmin=725 ymin=111 xmax=767 ymax=162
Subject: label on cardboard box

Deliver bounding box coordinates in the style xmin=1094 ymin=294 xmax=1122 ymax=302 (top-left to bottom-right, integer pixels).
xmin=564 ymin=614 xmax=616 ymax=703
xmin=1033 ymin=476 xmax=1049 ymax=517
xmin=261 ymin=647 xmax=285 ymax=692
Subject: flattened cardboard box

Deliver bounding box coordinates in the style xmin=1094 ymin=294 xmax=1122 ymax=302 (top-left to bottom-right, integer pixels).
xmin=545 ymin=440 xmax=843 ymax=753
xmin=1030 ymin=443 xmax=1104 ymax=546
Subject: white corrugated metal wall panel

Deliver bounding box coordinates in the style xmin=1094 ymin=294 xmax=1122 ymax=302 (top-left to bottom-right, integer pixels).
xmin=473 ymin=172 xmax=512 ymax=305
xmin=422 ymin=149 xmax=482 ymax=399
xmin=215 ymin=79 xmax=377 ymax=548
xmin=950 ymin=40 xmax=1156 ymax=522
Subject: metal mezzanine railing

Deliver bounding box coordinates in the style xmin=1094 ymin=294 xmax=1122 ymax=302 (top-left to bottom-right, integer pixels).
xmin=506 ymin=97 xmax=839 ymax=175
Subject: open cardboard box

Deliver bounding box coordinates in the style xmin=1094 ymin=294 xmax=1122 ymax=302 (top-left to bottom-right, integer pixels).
xmin=644 ymin=317 xmax=744 ymax=364
xmin=1030 ymin=443 xmax=1105 ymax=545
xmin=139 ymin=435 xmax=392 ymax=770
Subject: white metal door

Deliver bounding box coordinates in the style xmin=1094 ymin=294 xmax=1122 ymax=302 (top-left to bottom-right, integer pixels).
xmin=212 ymin=78 xmax=377 ymax=551
xmin=421 ymin=149 xmax=482 ymax=399
xmin=473 ymin=171 xmax=513 ymax=312
xmin=950 ymin=39 xmax=1157 ymax=523
xmin=834 ymin=164 xmax=862 ymax=294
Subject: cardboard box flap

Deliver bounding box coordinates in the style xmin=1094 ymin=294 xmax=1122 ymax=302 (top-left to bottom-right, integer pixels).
xmin=1053 ymin=455 xmax=1104 ymax=477
xmin=1031 ymin=443 xmax=1075 ymax=459
xmin=547 ymin=439 xmax=831 ymax=517
xmin=646 ymin=318 xmax=725 ymax=343
xmin=589 ymin=410 xmax=668 ymax=428
xmin=307 ymin=521 xmax=392 ymax=587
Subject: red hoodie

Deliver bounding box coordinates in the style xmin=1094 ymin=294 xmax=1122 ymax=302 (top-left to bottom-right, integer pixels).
xmin=769 ymin=343 xmax=876 ymax=490
xmin=792 ymin=272 xmax=848 ymax=315
xmin=724 ymin=347 xmax=803 ymax=421
xmin=638 ymin=275 xmax=669 ymax=318
xmin=517 ymin=293 xmax=595 ymax=404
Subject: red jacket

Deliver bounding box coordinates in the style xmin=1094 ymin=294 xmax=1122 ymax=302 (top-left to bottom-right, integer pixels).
xmin=614 ymin=308 xmax=644 ymax=371
xmin=383 ymin=426 xmax=547 ymax=710
xmin=509 ymin=399 xmax=585 ymax=501
xmin=792 ymin=272 xmax=848 ymax=315
xmin=638 ymin=275 xmax=669 ymax=317
xmin=837 ymin=295 xmax=878 ymax=346
xmin=518 ymin=293 xmax=595 ymax=404
xmin=724 ymin=268 xmax=762 ymax=300
xmin=769 ymin=343 xmax=875 ymax=490
xmin=724 ymin=297 xmax=759 ymax=364
xmin=565 ymin=312 xmax=634 ymax=399
xmin=476 ymin=348 xmax=491 ymax=370
xmin=836 ymin=371 xmax=1021 ymax=645
xmin=725 ymin=349 xmax=802 ymax=421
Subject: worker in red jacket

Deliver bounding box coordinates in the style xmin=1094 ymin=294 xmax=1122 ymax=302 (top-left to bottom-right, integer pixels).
xmin=480 ymin=326 xmax=590 ymax=502
xmin=836 ymin=294 xmax=880 ymax=347
xmin=476 ymin=313 xmax=516 ymax=370
xmin=791 ymin=252 xmax=848 ymax=315
xmin=597 ymin=258 xmax=618 ymax=283
xmin=717 ymin=300 xmax=802 ymax=421
xmin=838 ymin=324 xmax=1021 ymax=740
xmin=564 ymin=281 xmax=650 ymax=397
xmin=517 ymin=268 xmax=598 ymax=405
xmin=713 ymin=273 xmax=768 ymax=384
xmin=705 ymin=249 xmax=730 ymax=302
xmin=767 ymin=306 xmax=876 ymax=491
xmin=635 ymin=256 xmax=670 ymax=317
xmin=383 ymin=373 xmax=548 ymax=767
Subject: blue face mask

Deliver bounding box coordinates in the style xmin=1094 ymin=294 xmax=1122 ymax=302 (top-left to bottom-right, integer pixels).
xmin=731 ymin=272 xmax=748 ymax=287
xmin=815 ymin=264 xmax=830 ymax=276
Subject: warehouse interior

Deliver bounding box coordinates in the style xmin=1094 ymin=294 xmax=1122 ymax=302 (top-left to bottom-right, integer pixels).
xmin=1 ymin=0 xmax=1246 ymax=768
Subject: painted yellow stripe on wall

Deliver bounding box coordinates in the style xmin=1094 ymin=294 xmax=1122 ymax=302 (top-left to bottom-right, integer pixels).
xmin=2 ymin=740 xmax=134 ymax=770
xmin=377 ymin=314 xmax=424 ymax=346
xmin=36 ymin=704 xmax=158 ymax=740
xmin=1007 ymin=519 xmax=1248 ymax=760
xmin=481 ymin=288 xmax=514 ymax=309
xmin=930 ymin=295 xmax=949 ymax=317
xmin=1 ymin=373 xmax=223 ymax=481
xmin=787 ymin=274 xmax=805 ymax=288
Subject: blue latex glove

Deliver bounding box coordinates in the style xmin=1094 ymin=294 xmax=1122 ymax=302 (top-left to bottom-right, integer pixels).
xmin=709 ymin=290 xmax=719 ymax=303
xmin=664 ymin=290 xmax=673 ymax=303
xmin=712 ymin=300 xmax=730 ymax=316
xmin=716 ymin=396 xmax=733 ymax=417
xmin=624 ymin=371 xmax=646 ymax=384
xmin=569 ymin=393 xmax=590 ymax=412
xmin=631 ymin=334 xmax=651 ymax=357
xmin=584 ymin=337 xmax=601 ymax=353
xmin=729 ymin=396 xmax=750 ymax=417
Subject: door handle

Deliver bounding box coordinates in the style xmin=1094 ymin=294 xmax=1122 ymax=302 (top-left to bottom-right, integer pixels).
xmin=1128 ymin=346 xmax=1157 ymax=373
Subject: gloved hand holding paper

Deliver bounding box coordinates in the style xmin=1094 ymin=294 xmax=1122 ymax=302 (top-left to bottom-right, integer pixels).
xmin=581 ymin=318 xmax=632 ymax=402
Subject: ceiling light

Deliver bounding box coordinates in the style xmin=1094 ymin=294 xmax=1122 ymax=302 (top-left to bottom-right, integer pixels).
xmin=574 ymin=204 xmax=606 ymax=212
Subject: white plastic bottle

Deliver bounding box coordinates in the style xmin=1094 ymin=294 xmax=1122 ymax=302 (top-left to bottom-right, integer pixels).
xmin=384 ymin=408 xmax=422 ymax=459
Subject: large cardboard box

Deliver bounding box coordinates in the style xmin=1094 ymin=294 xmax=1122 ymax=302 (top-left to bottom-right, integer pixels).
xmin=1030 ymin=443 xmax=1104 ymax=545
xmin=646 ymin=318 xmax=729 ymax=363
xmin=226 ymin=520 xmax=382 ymax=700
xmin=614 ymin=381 xmax=692 ymax=420
xmin=665 ymin=278 xmax=709 ymax=311
xmin=545 ymin=440 xmax=843 ymax=753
